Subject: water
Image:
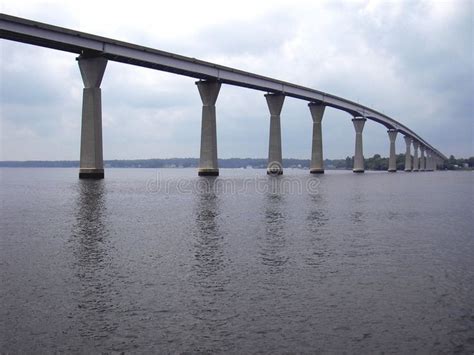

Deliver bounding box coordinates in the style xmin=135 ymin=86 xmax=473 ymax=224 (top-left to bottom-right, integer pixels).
xmin=1 ymin=168 xmax=473 ymax=353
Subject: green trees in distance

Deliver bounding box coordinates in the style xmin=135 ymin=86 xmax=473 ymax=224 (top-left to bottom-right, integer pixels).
xmin=445 ymin=155 xmax=474 ymax=170
xmin=1 ymin=155 xmax=473 ymax=170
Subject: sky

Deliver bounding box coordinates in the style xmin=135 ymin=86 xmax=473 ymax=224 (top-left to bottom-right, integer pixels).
xmin=1 ymin=0 xmax=473 ymax=160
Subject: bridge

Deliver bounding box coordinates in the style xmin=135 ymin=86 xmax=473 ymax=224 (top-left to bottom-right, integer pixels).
xmin=0 ymin=14 xmax=447 ymax=178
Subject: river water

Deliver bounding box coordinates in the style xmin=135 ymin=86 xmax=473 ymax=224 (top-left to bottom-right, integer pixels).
xmin=1 ymin=168 xmax=473 ymax=353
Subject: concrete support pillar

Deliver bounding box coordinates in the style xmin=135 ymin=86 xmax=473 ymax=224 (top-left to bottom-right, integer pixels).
xmin=78 ymin=55 xmax=107 ymax=179
xmin=196 ymin=80 xmax=221 ymax=176
xmin=387 ymin=129 xmax=397 ymax=172
xmin=404 ymin=136 xmax=412 ymax=171
xmin=265 ymin=93 xmax=285 ymax=175
xmin=420 ymin=146 xmax=426 ymax=171
xmin=308 ymin=102 xmax=325 ymax=174
xmin=413 ymin=141 xmax=419 ymax=171
xmin=352 ymin=117 xmax=366 ymax=173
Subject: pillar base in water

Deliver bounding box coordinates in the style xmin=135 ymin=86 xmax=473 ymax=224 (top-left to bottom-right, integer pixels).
xmin=388 ymin=169 xmax=397 ymax=173
xmin=353 ymin=169 xmax=364 ymax=173
xmin=198 ymin=169 xmax=219 ymax=176
xmin=310 ymin=169 xmax=324 ymax=174
xmin=404 ymin=169 xmax=412 ymax=172
xmin=79 ymin=169 xmax=104 ymax=179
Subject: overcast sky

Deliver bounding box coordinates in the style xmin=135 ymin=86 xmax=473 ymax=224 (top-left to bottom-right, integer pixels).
xmin=1 ymin=0 xmax=472 ymax=160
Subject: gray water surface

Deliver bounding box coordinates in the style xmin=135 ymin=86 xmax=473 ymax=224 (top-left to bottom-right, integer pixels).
xmin=1 ymin=168 xmax=473 ymax=353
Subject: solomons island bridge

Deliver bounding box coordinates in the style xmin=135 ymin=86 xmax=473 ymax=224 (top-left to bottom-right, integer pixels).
xmin=0 ymin=14 xmax=447 ymax=178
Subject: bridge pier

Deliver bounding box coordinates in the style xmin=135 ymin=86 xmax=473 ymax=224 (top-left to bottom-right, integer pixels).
xmin=427 ymin=150 xmax=433 ymax=171
xmin=308 ymin=102 xmax=325 ymax=174
xmin=387 ymin=129 xmax=397 ymax=172
xmin=352 ymin=117 xmax=366 ymax=173
xmin=426 ymin=148 xmax=435 ymax=171
xmin=412 ymin=141 xmax=419 ymax=171
xmin=404 ymin=136 xmax=412 ymax=171
xmin=265 ymin=93 xmax=285 ymax=175
xmin=78 ymin=55 xmax=107 ymax=179
xmin=420 ymin=146 xmax=426 ymax=171
xmin=425 ymin=150 xmax=430 ymax=171
xmin=196 ymin=80 xmax=221 ymax=176
xmin=430 ymin=153 xmax=436 ymax=171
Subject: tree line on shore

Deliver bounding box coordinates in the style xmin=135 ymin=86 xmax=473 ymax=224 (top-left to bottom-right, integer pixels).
xmin=1 ymin=155 xmax=472 ymax=170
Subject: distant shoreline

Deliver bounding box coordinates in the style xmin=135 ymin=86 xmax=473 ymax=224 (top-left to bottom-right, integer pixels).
xmin=1 ymin=156 xmax=472 ymax=171
xmin=0 ymin=158 xmax=319 ymax=169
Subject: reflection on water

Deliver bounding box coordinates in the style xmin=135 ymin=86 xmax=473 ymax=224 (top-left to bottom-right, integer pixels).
xmin=189 ymin=178 xmax=234 ymax=351
xmin=305 ymin=193 xmax=330 ymax=266
xmin=193 ymin=178 xmax=225 ymax=278
xmin=351 ymin=190 xmax=365 ymax=225
xmin=71 ymin=181 xmax=108 ymax=266
xmin=70 ymin=180 xmax=117 ymax=340
xmin=307 ymin=193 xmax=329 ymax=230
xmin=260 ymin=178 xmax=289 ymax=273
xmin=347 ymin=187 xmax=372 ymax=260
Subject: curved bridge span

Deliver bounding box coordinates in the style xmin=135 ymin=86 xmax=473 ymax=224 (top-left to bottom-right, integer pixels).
xmin=1 ymin=14 xmax=446 ymax=177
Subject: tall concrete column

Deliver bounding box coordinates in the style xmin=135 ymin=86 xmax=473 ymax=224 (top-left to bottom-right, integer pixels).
xmin=420 ymin=146 xmax=426 ymax=171
xmin=196 ymin=80 xmax=221 ymax=176
xmin=412 ymin=141 xmax=419 ymax=172
xmin=387 ymin=129 xmax=398 ymax=172
xmin=308 ymin=102 xmax=325 ymax=174
xmin=404 ymin=136 xmax=412 ymax=171
xmin=78 ymin=55 xmax=107 ymax=179
xmin=426 ymin=151 xmax=432 ymax=171
xmin=265 ymin=93 xmax=285 ymax=175
xmin=352 ymin=117 xmax=366 ymax=173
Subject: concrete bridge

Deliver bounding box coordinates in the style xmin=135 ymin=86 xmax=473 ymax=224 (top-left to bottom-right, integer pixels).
xmin=0 ymin=14 xmax=447 ymax=178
